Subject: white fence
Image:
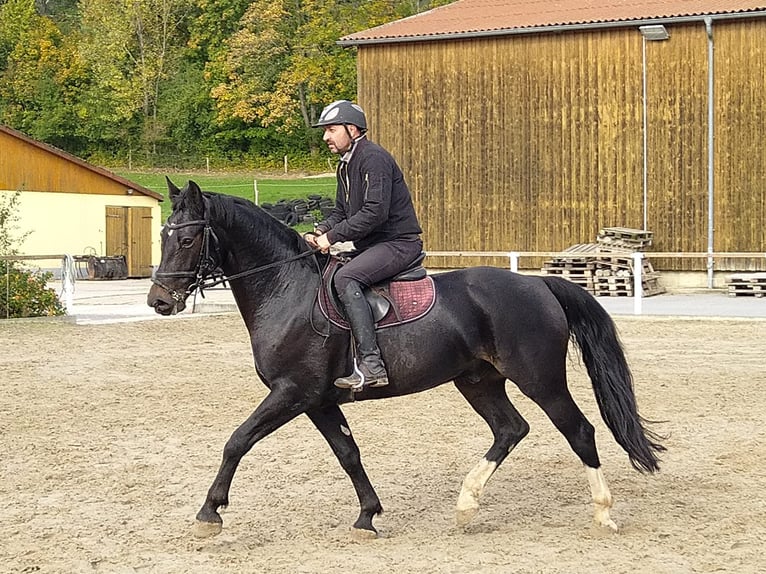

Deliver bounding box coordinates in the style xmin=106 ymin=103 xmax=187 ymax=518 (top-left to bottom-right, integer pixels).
xmin=426 ymin=250 xmax=766 ymax=315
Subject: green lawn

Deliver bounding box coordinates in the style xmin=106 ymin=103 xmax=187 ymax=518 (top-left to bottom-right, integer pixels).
xmin=116 ymin=171 xmax=337 ymax=225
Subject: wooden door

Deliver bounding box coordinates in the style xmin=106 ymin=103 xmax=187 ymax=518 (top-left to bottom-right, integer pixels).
xmin=128 ymin=207 xmax=153 ymax=278
xmin=105 ymin=206 xmax=153 ymax=278
xmin=105 ymin=206 xmax=128 ymax=260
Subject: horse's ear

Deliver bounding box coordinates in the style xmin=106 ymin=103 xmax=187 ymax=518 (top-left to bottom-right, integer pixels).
xmin=166 ymin=177 xmax=182 ymax=207
xmin=185 ymin=180 xmax=205 ymax=217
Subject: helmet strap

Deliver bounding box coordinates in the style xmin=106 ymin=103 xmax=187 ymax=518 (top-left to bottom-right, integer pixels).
xmin=343 ymin=124 xmax=355 ymax=142
xmin=341 ymin=124 xmax=366 ymax=154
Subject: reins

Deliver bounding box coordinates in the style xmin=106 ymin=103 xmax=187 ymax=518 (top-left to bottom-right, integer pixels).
xmin=153 ymin=217 xmax=320 ymax=302
xmin=201 ymin=248 xmax=318 ymax=288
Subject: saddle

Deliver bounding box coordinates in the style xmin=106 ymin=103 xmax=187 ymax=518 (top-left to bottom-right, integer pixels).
xmin=317 ymin=252 xmax=436 ymax=330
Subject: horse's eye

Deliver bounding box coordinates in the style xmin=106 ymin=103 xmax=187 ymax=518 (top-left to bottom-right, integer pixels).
xmin=180 ymin=236 xmax=195 ymax=248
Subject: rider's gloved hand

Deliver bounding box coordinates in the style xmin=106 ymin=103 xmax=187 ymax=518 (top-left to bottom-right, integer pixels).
xmin=303 ymin=231 xmax=319 ymax=248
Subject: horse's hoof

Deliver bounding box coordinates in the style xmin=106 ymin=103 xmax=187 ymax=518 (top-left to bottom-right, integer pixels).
xmin=193 ymin=520 xmax=223 ymax=538
xmin=593 ymin=506 xmax=619 ymax=532
xmin=351 ymin=527 xmax=378 ymax=541
xmin=596 ymin=518 xmax=619 ymax=533
xmin=455 ymin=506 xmax=479 ymax=527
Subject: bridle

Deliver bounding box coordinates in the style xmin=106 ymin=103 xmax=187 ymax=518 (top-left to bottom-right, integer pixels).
xmin=152 ymin=217 xmax=319 ymax=304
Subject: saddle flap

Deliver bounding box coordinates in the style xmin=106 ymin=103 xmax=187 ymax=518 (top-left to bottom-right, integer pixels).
xmin=365 ymin=289 xmax=391 ymax=323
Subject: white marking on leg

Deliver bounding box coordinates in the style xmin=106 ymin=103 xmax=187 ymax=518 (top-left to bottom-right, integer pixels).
xmin=585 ymin=465 xmax=618 ymax=531
xmin=340 ymin=425 xmax=351 ymax=436
xmin=456 ymin=458 xmax=497 ymax=526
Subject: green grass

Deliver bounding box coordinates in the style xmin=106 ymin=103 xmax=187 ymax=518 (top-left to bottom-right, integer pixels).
xmin=116 ymin=171 xmax=336 ymax=226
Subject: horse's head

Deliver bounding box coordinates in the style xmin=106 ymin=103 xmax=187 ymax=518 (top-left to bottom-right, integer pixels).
xmin=147 ymin=178 xmax=220 ymax=315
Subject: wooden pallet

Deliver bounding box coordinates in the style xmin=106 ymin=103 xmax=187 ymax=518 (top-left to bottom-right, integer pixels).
xmin=592 ymin=275 xmax=665 ymax=297
xmin=597 ymin=227 xmax=653 ymax=250
xmin=598 ymin=227 xmax=653 ymax=241
xmin=726 ymin=273 xmax=766 ymax=297
xmin=542 ymin=260 xmax=594 ymax=271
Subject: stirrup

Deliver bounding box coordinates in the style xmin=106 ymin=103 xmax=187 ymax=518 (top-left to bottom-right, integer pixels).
xmin=334 ymin=359 xmax=389 ymax=391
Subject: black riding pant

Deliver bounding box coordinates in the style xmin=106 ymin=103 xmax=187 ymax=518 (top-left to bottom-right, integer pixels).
xmin=333 ymin=236 xmax=423 ymax=293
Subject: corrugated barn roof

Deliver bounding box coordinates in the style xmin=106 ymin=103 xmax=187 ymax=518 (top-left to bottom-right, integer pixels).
xmin=340 ymin=0 xmax=766 ymax=45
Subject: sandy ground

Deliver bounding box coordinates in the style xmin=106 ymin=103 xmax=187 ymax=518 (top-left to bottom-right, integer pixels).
xmin=1 ymin=312 xmax=765 ymax=574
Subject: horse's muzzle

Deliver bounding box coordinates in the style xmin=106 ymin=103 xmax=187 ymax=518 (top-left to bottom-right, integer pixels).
xmin=147 ymin=284 xmax=186 ymax=315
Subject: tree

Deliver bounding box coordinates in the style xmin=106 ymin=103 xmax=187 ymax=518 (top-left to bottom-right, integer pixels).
xmin=0 ymin=12 xmax=90 ymax=152
xmin=0 ymin=0 xmax=37 ymax=69
xmin=0 ymin=0 xmax=456 ymax=165
xmin=77 ymin=0 xmax=194 ymax=155
xmin=209 ymin=0 xmax=454 ymax=157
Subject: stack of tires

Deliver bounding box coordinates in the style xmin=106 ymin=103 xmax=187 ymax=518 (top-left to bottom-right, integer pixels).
xmin=308 ymin=194 xmax=334 ymax=220
xmin=260 ymin=195 xmax=334 ymax=227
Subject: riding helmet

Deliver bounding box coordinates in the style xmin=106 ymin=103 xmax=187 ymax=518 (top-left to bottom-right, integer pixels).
xmin=312 ymin=100 xmax=367 ymax=131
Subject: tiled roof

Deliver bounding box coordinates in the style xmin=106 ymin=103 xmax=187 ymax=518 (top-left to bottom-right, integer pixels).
xmin=340 ymin=0 xmax=766 ymax=45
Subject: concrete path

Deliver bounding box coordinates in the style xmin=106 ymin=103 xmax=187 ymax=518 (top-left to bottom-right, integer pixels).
xmin=47 ymin=277 xmax=766 ymax=324
xmin=49 ymin=278 xmax=238 ymax=325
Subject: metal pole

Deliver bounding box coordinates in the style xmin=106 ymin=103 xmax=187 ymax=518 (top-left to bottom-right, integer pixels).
xmin=509 ymin=252 xmax=519 ymax=272
xmin=61 ymin=254 xmax=75 ymax=313
xmin=642 ymin=35 xmax=649 ymax=232
xmin=705 ymin=17 xmax=715 ymax=289
xmin=632 ymin=252 xmax=644 ymax=315
xmin=4 ymin=264 xmax=8 ymax=320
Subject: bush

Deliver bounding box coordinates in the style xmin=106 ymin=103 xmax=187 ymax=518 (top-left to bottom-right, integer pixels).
xmin=0 ymin=191 xmax=65 ymax=318
xmin=0 ymin=261 xmax=65 ymax=318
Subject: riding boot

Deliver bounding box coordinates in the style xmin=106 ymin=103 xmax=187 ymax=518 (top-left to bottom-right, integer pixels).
xmin=334 ymin=280 xmax=389 ymax=390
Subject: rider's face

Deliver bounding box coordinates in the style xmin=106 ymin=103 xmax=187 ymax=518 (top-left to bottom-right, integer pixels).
xmin=322 ymin=124 xmax=358 ymax=155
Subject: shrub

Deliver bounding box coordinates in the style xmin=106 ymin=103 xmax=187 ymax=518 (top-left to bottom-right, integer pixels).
xmin=0 ymin=191 xmax=65 ymax=318
xmin=0 ymin=261 xmax=65 ymax=318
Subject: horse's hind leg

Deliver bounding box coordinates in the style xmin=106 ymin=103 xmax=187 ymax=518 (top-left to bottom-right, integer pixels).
xmin=306 ymin=405 xmax=383 ymax=538
xmin=453 ymin=373 xmax=530 ymax=527
xmin=516 ymin=371 xmax=617 ymax=531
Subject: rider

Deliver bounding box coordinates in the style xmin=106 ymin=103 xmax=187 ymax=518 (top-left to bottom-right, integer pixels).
xmin=306 ymin=100 xmax=423 ymax=390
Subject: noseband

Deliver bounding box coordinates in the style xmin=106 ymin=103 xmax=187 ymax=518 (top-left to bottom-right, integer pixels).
xmin=152 ymin=217 xmax=319 ymax=304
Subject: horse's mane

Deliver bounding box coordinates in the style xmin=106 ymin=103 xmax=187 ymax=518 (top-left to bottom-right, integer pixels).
xmin=202 ymin=191 xmax=310 ymax=258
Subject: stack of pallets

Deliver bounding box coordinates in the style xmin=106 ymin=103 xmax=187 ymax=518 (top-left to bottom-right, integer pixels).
xmin=541 ymin=228 xmax=665 ymax=297
xmin=539 ymin=243 xmax=599 ymax=292
xmin=726 ymin=273 xmax=766 ymax=297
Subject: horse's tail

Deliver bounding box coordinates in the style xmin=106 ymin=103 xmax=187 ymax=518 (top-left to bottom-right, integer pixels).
xmin=542 ymin=275 xmax=665 ymax=473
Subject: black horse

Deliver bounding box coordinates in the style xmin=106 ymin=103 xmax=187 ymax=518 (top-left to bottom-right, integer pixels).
xmin=148 ymin=179 xmax=664 ymax=538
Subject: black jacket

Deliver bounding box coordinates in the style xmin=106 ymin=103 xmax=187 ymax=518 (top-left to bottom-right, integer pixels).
xmin=317 ymin=137 xmax=422 ymax=250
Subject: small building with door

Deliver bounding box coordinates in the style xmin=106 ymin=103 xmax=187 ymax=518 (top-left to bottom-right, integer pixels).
xmin=340 ymin=0 xmax=766 ymax=275
xmin=0 ymin=125 xmax=162 ymax=278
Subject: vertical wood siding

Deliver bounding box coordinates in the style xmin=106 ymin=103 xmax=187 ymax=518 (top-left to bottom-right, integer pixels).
xmin=0 ymin=132 xmax=130 ymax=195
xmin=357 ymin=19 xmax=766 ymax=271
xmin=645 ymin=24 xmax=709 ymax=270
xmin=714 ymin=19 xmax=766 ymax=270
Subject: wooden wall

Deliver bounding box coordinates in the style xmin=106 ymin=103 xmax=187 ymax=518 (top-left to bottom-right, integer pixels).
xmin=357 ymin=19 xmax=766 ymax=271
xmin=0 ymin=129 xmax=133 ymax=196
xmin=714 ymin=20 xmax=766 ymax=270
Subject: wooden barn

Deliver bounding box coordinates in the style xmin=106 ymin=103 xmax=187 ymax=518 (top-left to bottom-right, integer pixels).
xmin=340 ymin=0 xmax=766 ymax=274
xmin=0 ymin=125 xmax=162 ymax=278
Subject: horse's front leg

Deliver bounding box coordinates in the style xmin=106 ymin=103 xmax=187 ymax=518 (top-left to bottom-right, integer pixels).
xmin=306 ymin=405 xmax=383 ymax=538
xmin=195 ymin=384 xmax=307 ymax=537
